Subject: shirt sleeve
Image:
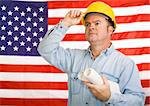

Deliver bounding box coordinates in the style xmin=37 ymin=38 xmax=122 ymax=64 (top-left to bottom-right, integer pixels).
xmin=105 ymin=60 xmax=145 ymax=106
xmin=37 ymin=21 xmax=73 ymax=73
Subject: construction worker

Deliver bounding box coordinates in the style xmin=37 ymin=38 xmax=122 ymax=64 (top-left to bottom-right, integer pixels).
xmin=38 ymin=2 xmax=145 ymax=106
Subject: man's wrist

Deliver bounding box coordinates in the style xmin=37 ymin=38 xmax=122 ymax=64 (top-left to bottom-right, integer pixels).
xmin=61 ymin=19 xmax=71 ymax=28
xmin=104 ymin=92 xmax=113 ymax=104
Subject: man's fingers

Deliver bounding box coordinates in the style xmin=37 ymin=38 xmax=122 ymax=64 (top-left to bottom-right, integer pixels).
xmin=76 ymin=10 xmax=81 ymax=16
xmin=101 ymin=76 xmax=109 ymax=86
xmin=70 ymin=10 xmax=75 ymax=17
xmin=83 ymin=81 xmax=98 ymax=90
xmin=73 ymin=10 xmax=79 ymax=17
xmin=84 ymin=81 xmax=93 ymax=87
xmin=69 ymin=10 xmax=82 ymax=18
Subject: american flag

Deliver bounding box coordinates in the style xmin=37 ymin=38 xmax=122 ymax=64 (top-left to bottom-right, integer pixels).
xmin=0 ymin=0 xmax=150 ymax=106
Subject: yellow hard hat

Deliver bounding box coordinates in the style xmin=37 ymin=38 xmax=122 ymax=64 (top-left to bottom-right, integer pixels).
xmin=81 ymin=2 xmax=116 ymax=29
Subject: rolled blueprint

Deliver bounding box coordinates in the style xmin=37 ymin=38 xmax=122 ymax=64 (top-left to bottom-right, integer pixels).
xmin=78 ymin=68 xmax=121 ymax=94
xmin=80 ymin=68 xmax=103 ymax=85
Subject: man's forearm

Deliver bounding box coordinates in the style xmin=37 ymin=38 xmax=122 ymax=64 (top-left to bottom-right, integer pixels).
xmin=105 ymin=92 xmax=145 ymax=106
xmin=38 ymin=22 xmax=68 ymax=55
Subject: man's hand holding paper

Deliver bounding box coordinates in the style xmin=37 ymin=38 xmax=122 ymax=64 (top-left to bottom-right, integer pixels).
xmin=78 ymin=68 xmax=121 ymax=101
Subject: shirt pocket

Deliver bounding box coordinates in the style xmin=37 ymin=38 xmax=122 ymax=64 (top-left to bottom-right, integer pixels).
xmin=70 ymin=72 xmax=82 ymax=95
xmin=101 ymin=72 xmax=119 ymax=83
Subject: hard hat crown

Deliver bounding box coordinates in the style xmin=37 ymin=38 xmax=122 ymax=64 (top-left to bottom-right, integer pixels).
xmin=82 ymin=2 xmax=116 ymax=29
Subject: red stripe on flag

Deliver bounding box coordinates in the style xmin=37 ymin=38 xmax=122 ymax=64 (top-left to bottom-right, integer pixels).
xmin=0 ymin=98 xmax=68 ymax=106
xmin=0 ymin=97 xmax=149 ymax=106
xmin=137 ymin=63 xmax=150 ymax=71
xmin=0 ymin=64 xmax=63 ymax=73
xmin=63 ymin=34 xmax=86 ymax=41
xmin=61 ymin=31 xmax=150 ymax=41
xmin=48 ymin=14 xmax=150 ymax=25
xmin=48 ymin=18 xmax=62 ymax=25
xmin=145 ymin=96 xmax=150 ymax=104
xmin=1 ymin=0 xmax=149 ymax=106
xmin=48 ymin=0 xmax=149 ymax=8
xmin=0 ymin=81 xmax=68 ymax=90
xmin=0 ymin=80 xmax=149 ymax=89
xmin=117 ymin=47 xmax=150 ymax=55
xmin=112 ymin=31 xmax=150 ymax=40
xmin=0 ymin=63 xmax=149 ymax=73
xmin=141 ymin=80 xmax=150 ymax=88
xmin=116 ymin=14 xmax=150 ymax=23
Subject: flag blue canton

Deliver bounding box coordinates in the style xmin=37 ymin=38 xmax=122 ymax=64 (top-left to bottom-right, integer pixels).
xmin=0 ymin=0 xmax=47 ymax=56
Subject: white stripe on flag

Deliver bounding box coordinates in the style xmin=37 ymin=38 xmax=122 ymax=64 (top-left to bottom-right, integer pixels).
xmin=0 ymin=72 xmax=68 ymax=82
xmin=0 ymin=55 xmax=49 ymax=65
xmin=116 ymin=22 xmax=150 ymax=33
xmin=112 ymin=38 xmax=150 ymax=49
xmin=0 ymin=88 xmax=149 ymax=98
xmin=60 ymin=38 xmax=150 ymax=49
xmin=139 ymin=71 xmax=150 ymax=80
xmin=0 ymin=71 xmax=149 ymax=82
xmin=143 ymin=88 xmax=150 ymax=96
xmin=48 ymin=5 xmax=150 ymax=17
xmin=60 ymin=41 xmax=89 ymax=49
xmin=114 ymin=5 xmax=150 ymax=16
xmin=0 ymin=54 xmax=150 ymax=65
xmin=48 ymin=22 xmax=150 ymax=33
xmin=0 ymin=89 xmax=68 ymax=98
xmin=128 ymin=54 xmax=150 ymax=64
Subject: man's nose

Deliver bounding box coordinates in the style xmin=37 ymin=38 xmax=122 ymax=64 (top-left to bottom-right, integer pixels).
xmin=89 ymin=23 xmax=95 ymax=30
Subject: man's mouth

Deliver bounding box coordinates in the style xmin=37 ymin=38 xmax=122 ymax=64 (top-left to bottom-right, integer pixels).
xmin=89 ymin=33 xmax=96 ymax=35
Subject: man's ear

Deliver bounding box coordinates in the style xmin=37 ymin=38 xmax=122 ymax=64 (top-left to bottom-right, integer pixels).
xmin=108 ymin=26 xmax=114 ymax=35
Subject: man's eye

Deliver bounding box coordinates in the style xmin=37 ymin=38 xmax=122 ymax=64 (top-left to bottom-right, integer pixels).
xmin=85 ymin=23 xmax=90 ymax=27
xmin=95 ymin=22 xmax=100 ymax=26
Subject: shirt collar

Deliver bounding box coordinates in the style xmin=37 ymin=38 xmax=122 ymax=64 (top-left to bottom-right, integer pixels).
xmin=86 ymin=44 xmax=115 ymax=58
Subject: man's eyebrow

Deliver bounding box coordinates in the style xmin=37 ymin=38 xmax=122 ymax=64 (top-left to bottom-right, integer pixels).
xmin=85 ymin=20 xmax=102 ymax=23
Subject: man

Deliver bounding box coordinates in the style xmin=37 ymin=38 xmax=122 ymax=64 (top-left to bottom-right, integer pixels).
xmin=38 ymin=2 xmax=145 ymax=106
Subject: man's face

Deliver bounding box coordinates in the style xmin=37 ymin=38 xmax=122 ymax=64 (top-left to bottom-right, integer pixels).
xmin=84 ymin=13 xmax=113 ymax=45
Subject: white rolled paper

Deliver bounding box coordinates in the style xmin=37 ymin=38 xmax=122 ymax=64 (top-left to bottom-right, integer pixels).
xmin=83 ymin=68 xmax=103 ymax=85
xmin=78 ymin=68 xmax=121 ymax=94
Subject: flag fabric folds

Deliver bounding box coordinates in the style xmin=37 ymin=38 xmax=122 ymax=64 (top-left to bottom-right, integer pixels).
xmin=0 ymin=0 xmax=150 ymax=106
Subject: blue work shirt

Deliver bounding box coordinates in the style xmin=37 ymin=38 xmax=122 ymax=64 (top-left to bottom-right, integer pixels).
xmin=38 ymin=22 xmax=145 ymax=106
